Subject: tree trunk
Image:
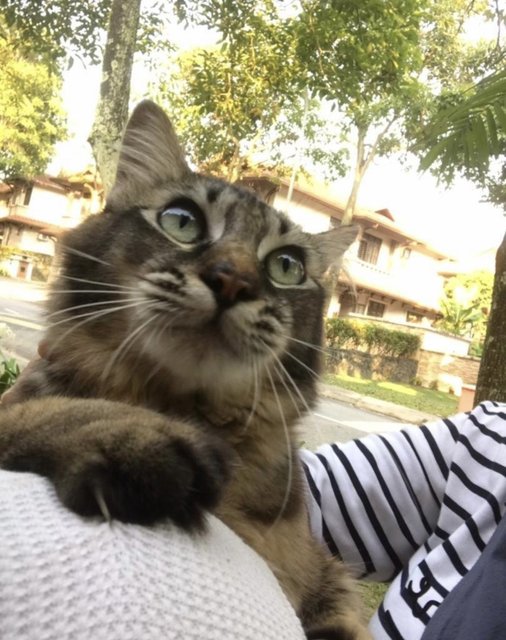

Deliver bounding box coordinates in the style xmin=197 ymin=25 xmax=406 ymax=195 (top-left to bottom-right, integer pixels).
xmin=341 ymin=128 xmax=366 ymax=226
xmin=475 ymin=233 xmax=506 ymax=404
xmin=89 ymin=0 xmax=141 ymax=195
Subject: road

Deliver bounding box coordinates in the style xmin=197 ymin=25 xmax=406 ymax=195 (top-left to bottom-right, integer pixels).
xmin=0 ymin=279 xmax=406 ymax=445
xmin=0 ymin=295 xmax=45 ymax=361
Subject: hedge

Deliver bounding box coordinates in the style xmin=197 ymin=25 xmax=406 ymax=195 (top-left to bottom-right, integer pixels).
xmin=325 ymin=317 xmax=421 ymax=358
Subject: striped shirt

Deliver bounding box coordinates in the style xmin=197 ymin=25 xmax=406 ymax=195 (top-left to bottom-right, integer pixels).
xmin=300 ymin=401 xmax=506 ymax=639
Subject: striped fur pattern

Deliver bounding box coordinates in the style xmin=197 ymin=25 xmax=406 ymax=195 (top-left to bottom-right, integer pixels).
xmin=0 ymin=101 xmax=369 ymax=639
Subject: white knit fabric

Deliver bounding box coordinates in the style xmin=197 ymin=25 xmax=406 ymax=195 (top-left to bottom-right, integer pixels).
xmin=0 ymin=470 xmax=304 ymax=640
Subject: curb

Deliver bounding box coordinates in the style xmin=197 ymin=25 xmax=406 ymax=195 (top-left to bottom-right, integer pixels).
xmin=318 ymin=383 xmax=441 ymax=425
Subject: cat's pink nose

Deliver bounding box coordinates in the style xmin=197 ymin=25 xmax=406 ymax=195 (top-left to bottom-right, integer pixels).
xmin=200 ymin=261 xmax=258 ymax=306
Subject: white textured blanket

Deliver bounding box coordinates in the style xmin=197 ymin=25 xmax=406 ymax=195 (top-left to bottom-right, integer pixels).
xmin=0 ymin=470 xmax=304 ymax=640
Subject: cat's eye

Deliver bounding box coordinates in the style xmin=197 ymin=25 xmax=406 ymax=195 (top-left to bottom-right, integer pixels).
xmin=158 ymin=200 xmax=205 ymax=244
xmin=265 ymin=248 xmax=305 ymax=286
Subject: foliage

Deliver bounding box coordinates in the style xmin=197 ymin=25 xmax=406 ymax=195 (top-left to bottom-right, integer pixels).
xmin=325 ymin=317 xmax=362 ymax=350
xmin=417 ymin=67 xmax=506 ymax=184
xmin=436 ymin=271 xmax=493 ymax=338
xmin=323 ymin=372 xmax=459 ymax=416
xmin=0 ymin=26 xmax=67 ymax=179
xmin=325 ymin=318 xmax=421 ymax=358
xmin=0 ymin=0 xmax=111 ymax=67
xmin=0 ymin=355 xmax=20 ymax=394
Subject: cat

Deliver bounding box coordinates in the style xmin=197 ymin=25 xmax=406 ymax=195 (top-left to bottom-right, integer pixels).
xmin=0 ymin=100 xmax=369 ymax=639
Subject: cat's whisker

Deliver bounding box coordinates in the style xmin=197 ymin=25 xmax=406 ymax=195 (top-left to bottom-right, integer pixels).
xmin=141 ymin=311 xmax=186 ymax=388
xmin=244 ymin=357 xmax=261 ymax=430
xmin=265 ymin=346 xmax=314 ymax=419
xmin=50 ymin=289 xmax=139 ymax=296
xmin=264 ymin=366 xmax=293 ymax=535
xmin=60 ymin=245 xmax=113 ymax=267
xmin=273 ymin=362 xmax=303 ymax=420
xmin=49 ymin=299 xmax=148 ymax=327
xmin=100 ymin=308 xmax=162 ymax=385
xmin=49 ymin=297 xmax=137 ymax=318
xmin=283 ymin=350 xmax=320 ymax=380
xmin=47 ymin=300 xmax=150 ymax=358
xmin=57 ymin=274 xmax=137 ymax=291
xmin=283 ymin=334 xmax=332 ymax=356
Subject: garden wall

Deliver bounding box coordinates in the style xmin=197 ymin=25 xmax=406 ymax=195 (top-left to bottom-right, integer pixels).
xmin=417 ymin=350 xmax=481 ymax=393
xmin=326 ymin=348 xmax=418 ymax=384
xmin=325 ymin=347 xmax=480 ymax=393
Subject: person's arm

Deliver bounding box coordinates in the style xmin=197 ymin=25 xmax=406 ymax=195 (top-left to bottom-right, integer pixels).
xmin=300 ymin=414 xmax=465 ymax=581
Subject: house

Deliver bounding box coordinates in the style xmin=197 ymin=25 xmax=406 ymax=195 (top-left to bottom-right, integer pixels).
xmin=0 ymin=174 xmax=101 ymax=280
xmin=241 ymin=175 xmax=456 ymax=329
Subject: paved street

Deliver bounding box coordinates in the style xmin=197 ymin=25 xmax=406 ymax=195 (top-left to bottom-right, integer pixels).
xmin=302 ymin=397 xmax=405 ymax=449
xmin=0 ymin=279 xmax=46 ymax=362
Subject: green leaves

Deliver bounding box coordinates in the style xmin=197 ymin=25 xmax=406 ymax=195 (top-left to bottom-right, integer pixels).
xmin=0 ymin=356 xmax=20 ymax=395
xmin=0 ymin=27 xmax=67 ymax=179
xmin=436 ymin=271 xmax=494 ymax=339
xmin=0 ymin=0 xmax=111 ymax=67
xmin=417 ymin=68 xmax=506 ymax=184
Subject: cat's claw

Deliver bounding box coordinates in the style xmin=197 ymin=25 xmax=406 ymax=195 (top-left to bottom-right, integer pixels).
xmin=54 ymin=425 xmax=231 ymax=530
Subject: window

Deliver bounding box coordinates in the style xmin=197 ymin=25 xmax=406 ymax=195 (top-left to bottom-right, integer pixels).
xmin=23 ymin=185 xmax=33 ymax=206
xmin=406 ymin=310 xmax=424 ymax=324
xmin=358 ymin=233 xmax=381 ymax=265
xmin=356 ymin=303 xmax=366 ymax=315
xmin=367 ymin=300 xmax=385 ymax=318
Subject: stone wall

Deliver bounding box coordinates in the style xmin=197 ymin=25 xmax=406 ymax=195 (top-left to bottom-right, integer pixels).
xmin=325 ymin=347 xmax=481 ymax=393
xmin=416 ymin=350 xmax=481 ymax=393
xmin=326 ymin=348 xmax=418 ymax=384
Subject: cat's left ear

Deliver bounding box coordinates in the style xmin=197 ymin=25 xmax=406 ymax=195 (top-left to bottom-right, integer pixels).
xmin=107 ymin=100 xmax=191 ymax=210
xmin=315 ymin=224 xmax=358 ymax=270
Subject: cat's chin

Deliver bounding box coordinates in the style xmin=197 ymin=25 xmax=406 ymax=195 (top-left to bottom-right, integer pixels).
xmin=138 ymin=322 xmax=272 ymax=396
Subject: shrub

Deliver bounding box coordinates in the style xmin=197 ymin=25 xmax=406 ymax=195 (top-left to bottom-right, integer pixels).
xmin=325 ymin=317 xmax=362 ymax=349
xmin=325 ymin=318 xmax=420 ymax=358
xmin=0 ymin=356 xmax=20 ymax=394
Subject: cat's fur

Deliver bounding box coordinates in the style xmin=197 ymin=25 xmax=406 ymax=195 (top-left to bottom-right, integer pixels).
xmin=0 ymin=101 xmax=369 ymax=639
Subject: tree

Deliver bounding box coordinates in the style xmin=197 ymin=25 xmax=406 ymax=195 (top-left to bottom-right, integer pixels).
xmin=0 ymin=0 xmax=111 ymax=68
xmin=89 ymin=0 xmax=142 ymax=193
xmin=2 ymin=0 xmax=172 ymax=192
xmin=294 ymin=0 xmax=497 ymax=224
xmin=415 ymin=4 xmax=506 ymax=402
xmin=157 ymin=41 xmax=348 ymax=182
xmin=0 ymin=24 xmax=66 ymax=179
xmin=436 ymin=271 xmax=493 ymax=339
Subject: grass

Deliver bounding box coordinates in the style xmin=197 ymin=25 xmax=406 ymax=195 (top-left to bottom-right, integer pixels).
xmin=323 ymin=372 xmax=459 ymax=417
xmin=359 ymin=581 xmax=389 ymax=619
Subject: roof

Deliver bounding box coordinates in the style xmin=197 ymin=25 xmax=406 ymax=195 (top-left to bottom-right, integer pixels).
xmin=0 ymin=214 xmax=64 ymax=236
xmin=242 ymin=174 xmax=451 ymax=260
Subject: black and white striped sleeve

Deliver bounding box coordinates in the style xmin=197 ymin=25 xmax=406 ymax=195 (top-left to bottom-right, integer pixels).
xmin=300 ymin=415 xmax=463 ymax=581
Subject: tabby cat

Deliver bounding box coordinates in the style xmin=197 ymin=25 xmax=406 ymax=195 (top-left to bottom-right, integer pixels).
xmin=0 ymin=101 xmax=369 ymax=639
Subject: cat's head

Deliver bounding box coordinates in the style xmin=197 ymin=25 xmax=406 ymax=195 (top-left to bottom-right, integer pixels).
xmin=57 ymin=101 xmax=356 ymax=397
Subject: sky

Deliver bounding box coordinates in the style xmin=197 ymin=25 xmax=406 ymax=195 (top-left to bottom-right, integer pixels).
xmin=49 ymin=23 xmax=505 ymax=263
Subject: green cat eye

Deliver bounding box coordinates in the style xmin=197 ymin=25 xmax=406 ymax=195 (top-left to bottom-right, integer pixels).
xmin=158 ymin=201 xmax=205 ymax=244
xmin=265 ymin=248 xmax=305 ymax=286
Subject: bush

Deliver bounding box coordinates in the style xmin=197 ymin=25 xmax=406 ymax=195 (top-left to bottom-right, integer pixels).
xmin=325 ymin=318 xmax=420 ymax=358
xmin=325 ymin=317 xmax=362 ymax=349
xmin=0 ymin=356 xmax=20 ymax=394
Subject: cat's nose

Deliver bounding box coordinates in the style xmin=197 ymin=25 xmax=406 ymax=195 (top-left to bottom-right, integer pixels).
xmin=200 ymin=261 xmax=258 ymax=307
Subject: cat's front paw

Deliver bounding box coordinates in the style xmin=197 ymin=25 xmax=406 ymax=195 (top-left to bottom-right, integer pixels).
xmin=56 ymin=413 xmax=231 ymax=530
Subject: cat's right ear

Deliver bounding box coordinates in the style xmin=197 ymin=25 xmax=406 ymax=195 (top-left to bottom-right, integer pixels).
xmin=107 ymin=100 xmax=191 ymax=210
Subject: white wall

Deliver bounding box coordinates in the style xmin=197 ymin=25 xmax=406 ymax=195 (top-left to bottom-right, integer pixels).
xmin=273 ymin=188 xmax=332 ymax=233
xmin=4 ymin=226 xmax=55 ymax=256
xmin=16 ymin=185 xmax=86 ymax=227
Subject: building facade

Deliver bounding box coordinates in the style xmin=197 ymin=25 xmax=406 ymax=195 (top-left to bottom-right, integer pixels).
xmin=0 ymin=175 xmax=99 ymax=279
